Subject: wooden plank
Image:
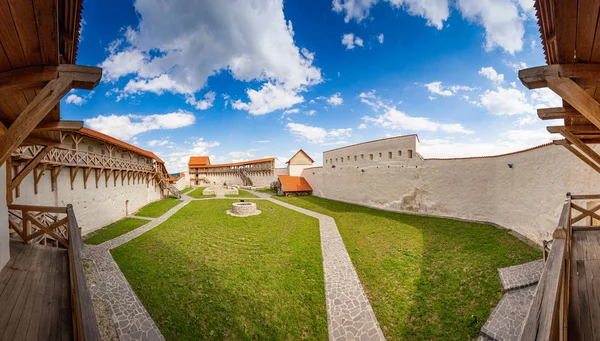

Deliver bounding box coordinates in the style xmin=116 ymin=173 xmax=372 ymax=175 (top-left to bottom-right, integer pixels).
xmin=0 ymin=270 xmax=27 ymax=333
xmin=0 ymin=270 xmax=36 ymax=340
xmin=36 ymin=249 xmax=57 ymax=339
xmin=575 ymin=260 xmax=594 ymax=339
xmin=585 ymin=259 xmax=600 ymax=339
xmin=7 ymin=0 xmax=42 ymax=65
xmin=0 ymin=0 xmax=28 ymax=68
xmin=0 ymin=75 xmax=73 ymax=166
xmin=538 ymin=106 xmax=581 ymax=120
xmin=33 ymin=120 xmax=83 ymax=132
xmin=0 ymin=66 xmax=57 ymax=93
xmin=7 ymin=204 xmax=66 ymax=214
xmin=576 ymin=0 xmax=600 ymax=62
xmin=547 ymin=77 xmax=600 ymax=130
xmin=555 ymin=0 xmax=577 ymax=63
xmin=520 ymin=64 xmax=600 ymax=89
xmin=32 ymin=0 xmax=58 ymax=66
xmin=557 ymin=132 xmax=600 ymax=173
xmin=569 ymin=259 xmax=582 ymax=340
xmin=20 ymin=267 xmax=47 ymax=341
xmin=548 ymin=125 xmax=600 ymax=134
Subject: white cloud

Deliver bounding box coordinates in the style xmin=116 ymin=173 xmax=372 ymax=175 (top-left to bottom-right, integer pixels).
xmin=186 ymin=91 xmax=216 ymax=110
xmin=478 ymin=66 xmax=504 ymax=83
xmin=306 ymin=109 xmax=317 ymax=116
xmin=333 ymin=0 xmax=449 ymax=29
xmin=505 ymin=61 xmax=528 ymax=72
xmin=232 ymin=83 xmax=304 ymax=115
xmin=147 ymin=138 xmax=173 ymax=147
xmin=360 ymin=90 xmax=474 ymax=134
xmin=229 ymin=149 xmax=258 ymax=158
xmin=66 ymin=94 xmax=85 ymax=106
xmin=479 ymin=87 xmax=534 ymax=116
xmin=377 ymin=33 xmax=384 ymax=44
xmin=342 ymin=33 xmax=364 ymax=49
xmin=85 ymin=110 xmax=196 ymax=140
xmin=286 ymin=122 xmax=352 ymax=144
xmin=327 ymin=92 xmax=344 ymax=106
xmin=100 ymin=0 xmax=322 ymax=114
xmin=424 ymin=81 xmax=474 ymax=97
xmin=456 ymin=0 xmax=524 ymax=54
xmin=419 ymin=129 xmax=553 ymax=158
xmin=257 ymin=140 xmax=270 ymax=144
xmin=358 ymin=123 xmax=367 ymax=129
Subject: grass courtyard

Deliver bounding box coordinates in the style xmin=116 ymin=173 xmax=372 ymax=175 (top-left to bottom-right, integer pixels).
xmin=274 ymin=196 xmax=542 ymax=341
xmin=111 ymin=200 xmax=327 ymax=340
xmin=135 ymin=197 xmax=182 ymax=218
xmin=187 ymin=187 xmax=216 ymax=198
xmin=224 ymin=189 xmax=258 ymax=198
xmin=84 ymin=217 xmax=149 ymax=245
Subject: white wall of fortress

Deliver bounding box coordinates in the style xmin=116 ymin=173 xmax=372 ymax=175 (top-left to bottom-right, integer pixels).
xmin=0 ymin=165 xmax=9 ymax=271
xmin=13 ymin=168 xmax=162 ymax=235
xmin=196 ymin=173 xmax=276 ymax=188
xmin=301 ymin=136 xmax=600 ymax=245
xmin=173 ymin=175 xmax=187 ymax=190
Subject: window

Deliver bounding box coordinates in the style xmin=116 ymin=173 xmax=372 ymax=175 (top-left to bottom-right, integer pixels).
xmin=388 ymin=151 xmax=392 ymax=159
xmin=408 ymin=150 xmax=413 ymax=158
xmin=398 ymin=150 xmax=402 ymax=156
xmin=354 ymin=155 xmax=357 ymax=161
xmin=335 ymin=158 xmax=338 ymax=162
xmin=325 ymin=159 xmax=328 ymax=164
xmin=369 ymin=154 xmax=373 ymax=160
xmin=341 ymin=157 xmax=343 ymax=163
xmin=347 ymin=156 xmax=350 ymax=161
xmin=88 ymin=146 xmax=94 ymax=153
xmin=379 ymin=152 xmax=382 ymax=158
xmin=330 ymin=158 xmax=332 ymax=163
xmin=361 ymin=154 xmax=364 ymax=159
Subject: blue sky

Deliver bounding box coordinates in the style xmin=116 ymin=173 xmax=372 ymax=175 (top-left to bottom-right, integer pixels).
xmin=61 ymin=0 xmax=560 ymax=172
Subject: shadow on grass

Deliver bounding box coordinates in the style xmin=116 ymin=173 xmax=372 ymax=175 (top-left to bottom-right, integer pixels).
xmin=275 ymin=196 xmax=542 ymax=340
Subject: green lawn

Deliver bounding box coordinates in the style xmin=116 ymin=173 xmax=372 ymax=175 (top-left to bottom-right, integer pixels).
xmin=180 ymin=187 xmax=193 ymax=194
xmin=135 ymin=197 xmax=183 ymax=218
xmin=84 ymin=218 xmax=149 ymax=245
xmin=111 ymin=200 xmax=327 ymax=340
xmin=274 ymin=196 xmax=542 ymax=341
xmin=257 ymin=188 xmax=277 ymax=195
xmin=187 ymin=187 xmax=216 ymax=198
xmin=224 ymin=189 xmax=258 ymax=198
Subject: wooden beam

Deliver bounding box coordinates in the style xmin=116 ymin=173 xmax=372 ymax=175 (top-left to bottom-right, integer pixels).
xmin=6 ymin=158 xmax=12 ymax=205
xmin=70 ymin=167 xmax=80 ymax=190
xmin=94 ymin=168 xmax=102 ymax=189
xmin=10 ymin=145 xmax=53 ymax=191
xmin=104 ymin=169 xmax=110 ymax=187
xmin=33 ymin=120 xmax=83 ymax=132
xmin=50 ymin=166 xmax=64 ymax=192
xmin=33 ymin=164 xmax=47 ymax=194
xmin=548 ymin=125 xmax=600 ymax=134
xmin=0 ymin=65 xmax=58 ymax=92
xmin=82 ymin=168 xmax=91 ymax=189
xmin=538 ymin=107 xmax=580 ymax=120
xmin=519 ymin=64 xmax=600 ymax=89
xmin=546 ymin=77 xmax=600 ymax=130
xmin=559 ymin=129 xmax=600 ymax=170
xmin=113 ymin=169 xmax=119 ymax=187
xmin=0 ymin=75 xmax=72 ymax=166
xmin=21 ymin=136 xmax=70 ymax=150
xmin=57 ymin=65 xmax=102 ymax=90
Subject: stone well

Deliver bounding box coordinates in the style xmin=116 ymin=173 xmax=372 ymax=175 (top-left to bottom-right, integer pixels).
xmin=227 ymin=201 xmax=261 ymax=217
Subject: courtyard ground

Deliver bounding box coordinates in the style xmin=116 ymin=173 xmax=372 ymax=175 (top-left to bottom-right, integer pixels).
xmin=224 ymin=189 xmax=258 ymax=198
xmin=187 ymin=187 xmax=217 ymax=198
xmin=84 ymin=217 xmax=149 ymax=245
xmin=111 ymin=200 xmax=328 ymax=340
xmin=180 ymin=187 xmax=193 ymax=194
xmin=274 ymin=196 xmax=542 ymax=340
xmin=135 ymin=197 xmax=183 ymax=218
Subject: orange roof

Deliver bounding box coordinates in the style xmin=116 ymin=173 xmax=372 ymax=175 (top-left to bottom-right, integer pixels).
xmin=195 ymin=157 xmax=274 ymax=169
xmin=278 ymin=175 xmax=312 ymax=192
xmin=286 ymin=149 xmax=315 ymax=164
xmin=188 ymin=156 xmax=211 ymax=167
xmin=78 ymin=127 xmax=164 ymax=163
xmin=168 ymin=172 xmax=185 ymax=182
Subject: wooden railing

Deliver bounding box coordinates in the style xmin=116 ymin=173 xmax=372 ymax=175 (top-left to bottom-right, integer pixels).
xmin=7 ymin=204 xmax=100 ymax=340
xmin=520 ymin=193 xmax=600 ymax=340
xmin=67 ymin=204 xmax=101 ymax=341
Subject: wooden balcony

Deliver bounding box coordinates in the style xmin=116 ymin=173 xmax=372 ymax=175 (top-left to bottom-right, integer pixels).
xmin=1 ymin=204 xmax=100 ymax=341
xmin=519 ymin=194 xmax=600 ymax=341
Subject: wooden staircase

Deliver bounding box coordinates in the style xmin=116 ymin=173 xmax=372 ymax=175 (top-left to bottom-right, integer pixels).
xmin=238 ymin=169 xmax=253 ymax=186
xmin=167 ymin=184 xmax=181 ymax=198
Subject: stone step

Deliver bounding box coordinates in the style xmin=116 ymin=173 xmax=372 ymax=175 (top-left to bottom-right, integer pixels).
xmin=479 ymin=284 xmax=536 ymax=341
xmin=498 ymin=259 xmax=544 ymax=292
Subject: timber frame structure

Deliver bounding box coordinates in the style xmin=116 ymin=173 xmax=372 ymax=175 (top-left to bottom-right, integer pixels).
xmin=517 ymin=1 xmax=600 ymax=340
xmin=188 ymin=157 xmax=276 ymax=187
xmin=0 ymin=0 xmax=103 ymax=339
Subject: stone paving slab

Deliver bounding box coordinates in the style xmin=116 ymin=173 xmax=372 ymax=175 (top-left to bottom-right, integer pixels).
xmin=251 ymin=191 xmax=386 ymax=340
xmin=498 ymin=259 xmax=544 ymax=292
xmin=479 ymin=285 xmax=536 ymax=341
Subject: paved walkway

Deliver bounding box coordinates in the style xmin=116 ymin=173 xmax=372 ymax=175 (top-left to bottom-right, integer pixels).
xmin=83 ymin=192 xmax=385 ymax=341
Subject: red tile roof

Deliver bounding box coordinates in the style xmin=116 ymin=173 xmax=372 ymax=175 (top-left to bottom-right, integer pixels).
xmin=188 ymin=156 xmax=211 ymax=167
xmin=192 ymin=157 xmax=274 ymax=169
xmin=78 ymin=128 xmax=164 ymax=163
xmin=278 ymin=175 xmax=312 ymax=193
xmin=169 ymin=172 xmax=185 ymax=182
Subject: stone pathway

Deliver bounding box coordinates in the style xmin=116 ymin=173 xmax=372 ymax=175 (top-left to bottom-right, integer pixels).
xmin=252 ymin=191 xmax=386 ymax=340
xmin=82 ymin=197 xmax=193 ymax=341
xmin=478 ymin=260 xmax=545 ymax=341
xmin=83 ymin=192 xmax=385 ymax=341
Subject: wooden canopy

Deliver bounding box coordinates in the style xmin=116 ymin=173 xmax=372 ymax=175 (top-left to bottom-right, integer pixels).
xmin=519 ymin=0 xmax=600 ymax=173
xmin=0 ymin=0 xmax=101 ymax=167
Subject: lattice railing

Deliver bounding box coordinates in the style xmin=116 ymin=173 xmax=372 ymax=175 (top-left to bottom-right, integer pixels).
xmin=13 ymin=145 xmax=154 ymax=172
xmin=8 ymin=204 xmax=70 ymax=247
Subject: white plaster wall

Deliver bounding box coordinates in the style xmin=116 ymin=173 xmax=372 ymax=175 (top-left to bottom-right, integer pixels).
xmin=275 ymin=168 xmax=288 ymax=176
xmin=14 ymin=169 xmax=162 ymax=235
xmin=173 ymin=176 xmax=187 ymax=190
xmin=288 ymin=164 xmax=312 ymax=177
xmin=196 ymin=173 xmax=277 ymax=187
xmin=0 ymin=164 xmax=9 ymax=272
xmin=302 ymin=143 xmax=600 ymax=245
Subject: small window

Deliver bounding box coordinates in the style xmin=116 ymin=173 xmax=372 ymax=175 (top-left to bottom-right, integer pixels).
xmin=354 ymin=155 xmax=357 ymax=161
xmin=379 ymin=152 xmax=382 ymax=158
xmin=335 ymin=158 xmax=338 ymax=162
xmin=361 ymin=154 xmax=364 ymax=159
xmin=347 ymin=156 xmax=350 ymax=161
xmin=388 ymin=151 xmax=392 ymax=159
xmin=341 ymin=158 xmax=343 ymax=163
xmin=330 ymin=159 xmax=332 ymax=163
xmin=398 ymin=150 xmax=402 ymax=156
xmin=369 ymin=154 xmax=374 ymax=160
xmin=408 ymin=150 xmax=413 ymax=158
xmin=325 ymin=159 xmax=328 ymax=164
xmin=88 ymin=146 xmax=94 ymax=153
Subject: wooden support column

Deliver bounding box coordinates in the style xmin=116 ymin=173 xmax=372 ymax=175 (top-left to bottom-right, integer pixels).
xmin=12 ymin=166 xmax=20 ymax=198
xmin=113 ymin=170 xmax=119 ymax=187
xmin=33 ymin=164 xmax=47 ymax=194
xmin=94 ymin=169 xmax=102 ymax=188
xmin=121 ymin=170 xmax=126 ymax=186
xmin=104 ymin=169 xmax=111 ymax=187
xmin=70 ymin=167 xmax=80 ymax=190
xmin=51 ymin=166 xmax=64 ymax=192
xmin=82 ymin=168 xmax=92 ymax=189
xmin=6 ymin=158 xmax=12 ymax=205
xmin=11 ymin=145 xmax=53 ymax=192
